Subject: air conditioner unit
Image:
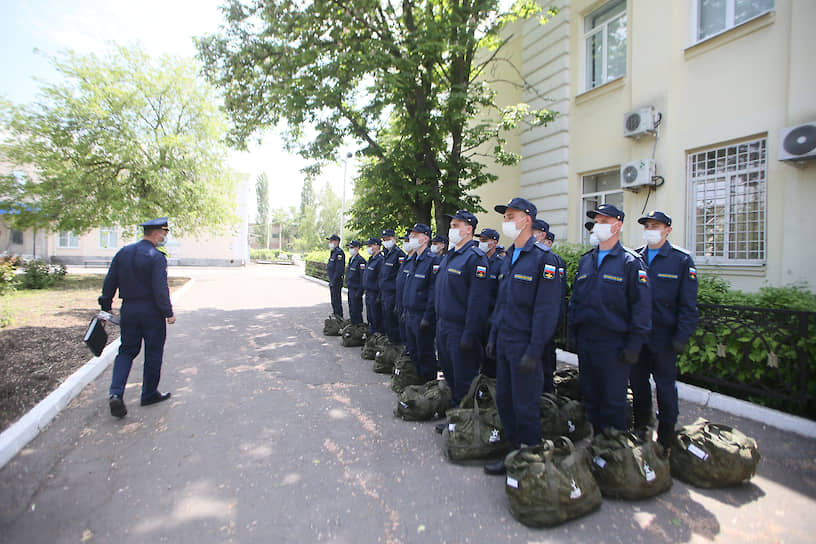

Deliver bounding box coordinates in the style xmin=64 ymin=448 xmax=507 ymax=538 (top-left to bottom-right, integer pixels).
xmin=778 ymin=122 xmax=816 ymax=162
xmin=621 ymin=159 xmax=656 ymax=191
xmin=623 ymin=106 xmax=657 ymax=139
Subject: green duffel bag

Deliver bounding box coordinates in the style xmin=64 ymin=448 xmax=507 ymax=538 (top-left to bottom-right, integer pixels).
xmin=554 ymin=367 xmax=581 ymax=400
xmin=539 ymin=393 xmax=592 ymax=442
xmin=458 ymin=374 xmax=497 ymax=409
xmin=442 ymin=406 xmax=512 ymax=461
xmin=391 ymin=353 xmax=424 ymax=394
xmin=323 ymin=314 xmax=348 ymax=336
xmin=505 ymin=438 xmax=602 ymax=527
xmin=394 ymin=379 xmax=451 ymax=421
xmin=361 ymin=332 xmax=388 ymax=360
xmin=670 ymin=418 xmax=761 ymax=488
xmin=374 ymin=343 xmax=403 ymax=374
xmin=589 ymin=428 xmax=672 ymax=500
xmin=341 ymin=323 xmax=367 ymax=347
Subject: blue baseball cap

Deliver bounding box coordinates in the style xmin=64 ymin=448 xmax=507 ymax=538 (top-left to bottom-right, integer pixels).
xmin=532 ymin=218 xmax=550 ymax=232
xmin=140 ymin=217 xmax=169 ymax=230
xmin=587 ymin=203 xmax=624 ymax=221
xmin=638 ymin=210 xmax=672 ymax=226
xmin=444 ymin=210 xmax=478 ymax=229
xmin=495 ymin=197 xmax=537 ymax=218
xmin=545 ymin=231 xmax=555 ymax=242
xmin=496 ymin=244 xmax=505 ymax=252
xmin=365 ymin=237 xmax=382 ymax=246
xmin=326 ymin=234 xmax=341 ymax=241
xmin=402 ymin=229 xmax=411 ymax=241
xmin=381 ymin=228 xmax=396 ymax=238
xmin=348 ymin=240 xmax=362 ymax=248
xmin=410 ymin=223 xmax=431 ymax=236
xmin=476 ymin=228 xmax=500 ymax=241
xmin=431 ymin=234 xmax=448 ymax=244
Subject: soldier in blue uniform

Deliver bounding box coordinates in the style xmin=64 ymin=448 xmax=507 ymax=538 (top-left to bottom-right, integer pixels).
xmin=362 ymin=237 xmax=384 ymax=334
xmin=537 ymin=228 xmax=567 ymax=393
xmin=395 ymin=230 xmax=415 ymax=345
xmin=378 ymin=229 xmax=406 ymax=343
xmin=496 ymin=245 xmax=506 ymax=258
xmin=402 ymin=223 xmax=440 ymax=382
xmin=484 ymin=199 xmax=563 ymax=475
xmin=568 ymin=204 xmax=652 ymax=433
xmin=430 ymin=234 xmax=448 ymax=257
xmin=99 ymin=217 xmax=175 ymax=418
xmin=326 ymin=234 xmax=345 ymax=318
xmin=532 ymin=218 xmax=549 ymax=244
xmin=476 ymin=227 xmax=503 ymax=378
xmin=434 ymin=210 xmax=490 ymax=409
xmin=345 ymin=240 xmax=367 ymax=325
xmin=632 ymin=211 xmax=699 ymax=451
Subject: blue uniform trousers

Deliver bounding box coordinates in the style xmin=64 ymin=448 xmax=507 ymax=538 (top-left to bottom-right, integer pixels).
xmin=347 ymin=288 xmax=364 ymax=324
xmin=405 ymin=311 xmax=437 ymax=381
xmin=495 ymin=333 xmax=544 ymax=447
xmin=380 ymin=291 xmax=400 ymax=343
xmin=109 ymin=301 xmax=167 ymax=402
xmin=631 ymin=338 xmax=679 ymax=426
xmin=576 ymin=332 xmax=630 ymax=431
xmin=437 ymin=320 xmax=483 ymax=405
xmin=542 ymin=339 xmax=556 ymax=394
xmin=481 ymin=325 xmax=496 ymax=378
xmin=329 ymin=280 xmax=343 ymax=317
xmin=365 ymin=291 xmax=383 ymax=334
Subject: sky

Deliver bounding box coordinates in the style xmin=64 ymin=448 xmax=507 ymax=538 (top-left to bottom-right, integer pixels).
xmin=0 ymin=0 xmax=357 ymax=219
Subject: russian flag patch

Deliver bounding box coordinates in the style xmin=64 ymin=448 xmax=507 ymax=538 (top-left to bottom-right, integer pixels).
xmin=543 ymin=264 xmax=556 ymax=280
xmin=689 ymin=267 xmax=697 ymax=280
xmin=433 ymin=264 xmax=440 ymax=273
xmin=558 ymin=267 xmax=565 ymax=279
xmin=638 ymin=269 xmax=648 ymax=284
xmin=360 ymin=263 xmax=366 ymax=269
xmin=475 ymin=265 xmax=487 ymax=279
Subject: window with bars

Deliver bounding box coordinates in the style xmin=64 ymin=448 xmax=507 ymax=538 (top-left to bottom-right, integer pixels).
xmin=584 ymin=0 xmax=627 ymax=91
xmin=58 ymin=231 xmax=79 ymax=249
xmin=688 ymin=138 xmax=767 ymax=264
xmin=99 ymin=227 xmax=117 ymax=249
xmin=696 ymin=0 xmax=774 ymax=42
xmin=581 ymin=169 xmax=623 ymax=245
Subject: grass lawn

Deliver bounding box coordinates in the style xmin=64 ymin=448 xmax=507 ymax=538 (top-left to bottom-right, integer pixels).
xmin=0 ymin=274 xmax=189 ymax=430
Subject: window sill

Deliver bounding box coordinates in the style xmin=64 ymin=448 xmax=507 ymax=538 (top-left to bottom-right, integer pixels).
xmin=684 ymin=11 xmax=775 ymax=60
xmin=575 ymin=76 xmax=625 ymax=106
xmin=696 ymin=261 xmax=766 ymax=277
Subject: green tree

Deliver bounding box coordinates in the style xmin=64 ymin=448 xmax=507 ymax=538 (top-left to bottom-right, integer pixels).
xmin=255 ymin=172 xmax=270 ymax=247
xmin=197 ymin=1 xmax=557 ymax=235
xmin=0 ymin=45 xmax=239 ymax=236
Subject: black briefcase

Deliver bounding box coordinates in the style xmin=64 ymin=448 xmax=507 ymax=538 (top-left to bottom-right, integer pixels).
xmin=83 ymin=317 xmax=108 ymax=357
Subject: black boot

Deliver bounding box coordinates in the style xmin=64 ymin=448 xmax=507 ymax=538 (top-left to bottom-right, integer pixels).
xmin=484 ymin=458 xmax=506 ymax=475
xmin=657 ymin=421 xmax=675 ymax=453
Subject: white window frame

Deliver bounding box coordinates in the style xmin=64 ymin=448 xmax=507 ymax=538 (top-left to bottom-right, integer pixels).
xmin=686 ymin=137 xmax=768 ymax=265
xmin=57 ymin=231 xmax=79 ymax=249
xmin=580 ymin=168 xmax=623 ymax=245
xmin=583 ymin=0 xmax=627 ymax=92
xmin=99 ymin=226 xmax=117 ymax=249
xmin=691 ymin=0 xmax=775 ymax=44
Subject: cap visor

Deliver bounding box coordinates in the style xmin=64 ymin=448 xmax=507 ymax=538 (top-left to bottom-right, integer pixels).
xmin=494 ymin=205 xmax=508 ymax=214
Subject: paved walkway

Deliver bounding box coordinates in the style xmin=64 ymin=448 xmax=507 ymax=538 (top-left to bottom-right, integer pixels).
xmin=1 ymin=265 xmax=815 ymax=543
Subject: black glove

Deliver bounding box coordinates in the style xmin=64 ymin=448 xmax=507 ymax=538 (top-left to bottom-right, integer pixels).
xmin=419 ymin=318 xmax=432 ymax=331
xmin=459 ymin=331 xmax=476 ymax=352
xmin=485 ymin=342 xmax=496 ymax=360
xmin=671 ymin=339 xmax=687 ymax=353
xmin=619 ymin=348 xmax=640 ymax=365
xmin=400 ymin=312 xmax=406 ymax=324
xmin=519 ymin=354 xmax=538 ymax=375
xmin=98 ymin=296 xmax=112 ymax=313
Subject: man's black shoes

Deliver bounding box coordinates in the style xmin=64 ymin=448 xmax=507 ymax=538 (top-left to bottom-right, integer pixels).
xmin=435 ymin=423 xmax=446 ymax=434
xmin=484 ymin=458 xmax=506 ymax=475
xmin=141 ymin=392 xmax=171 ymax=406
xmin=109 ymin=395 xmax=127 ymax=418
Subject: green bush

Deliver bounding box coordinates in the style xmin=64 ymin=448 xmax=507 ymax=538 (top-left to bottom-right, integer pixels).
xmin=304 ymin=249 xmax=331 ymax=263
xmin=0 ymin=262 xmax=16 ymax=296
xmin=250 ymin=248 xmax=290 ymax=261
xmin=553 ymin=242 xmax=591 ymax=296
xmin=19 ymin=260 xmax=66 ymax=290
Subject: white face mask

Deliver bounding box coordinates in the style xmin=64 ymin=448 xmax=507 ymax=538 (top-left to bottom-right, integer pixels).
xmin=478 ymin=241 xmax=490 ymax=253
xmin=448 ymin=227 xmax=463 ymax=246
xmin=328 ymin=242 xmax=336 ymax=250
xmin=383 ymin=239 xmax=395 ymax=249
xmin=589 ymin=233 xmax=600 ymax=247
xmin=366 ymin=247 xmax=374 ymax=255
xmin=501 ymin=220 xmax=522 ymax=240
xmin=350 ymin=248 xmax=358 ymax=256
xmin=406 ymin=238 xmax=420 ymax=252
xmin=642 ymin=229 xmax=663 ymax=246
xmin=429 ymin=244 xmax=440 ymax=254
xmin=593 ymin=223 xmax=614 ymax=243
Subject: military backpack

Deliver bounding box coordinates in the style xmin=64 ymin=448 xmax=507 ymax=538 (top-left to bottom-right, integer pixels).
xmin=394 ymin=379 xmax=451 ymax=421
xmin=391 ymin=353 xmax=424 ymax=394
xmin=373 ymin=343 xmax=403 ymax=374
xmin=539 ymin=393 xmax=591 ymax=442
xmin=670 ymin=418 xmax=760 ymax=488
xmin=442 ymin=374 xmax=511 ymax=461
xmin=553 ymin=367 xmax=581 ymax=400
xmin=323 ymin=314 xmax=348 ymax=336
xmin=589 ymin=428 xmax=672 ymax=500
xmin=340 ymin=323 xmax=367 ymax=347
xmin=505 ymin=438 xmax=602 ymax=527
xmin=361 ymin=332 xmax=388 ymax=360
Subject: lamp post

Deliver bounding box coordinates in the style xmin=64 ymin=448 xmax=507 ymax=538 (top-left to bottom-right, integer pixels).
xmin=340 ymin=151 xmax=352 ymax=241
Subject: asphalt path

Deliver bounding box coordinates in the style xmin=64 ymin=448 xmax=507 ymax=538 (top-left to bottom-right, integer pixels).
xmin=1 ymin=264 xmax=815 ymax=543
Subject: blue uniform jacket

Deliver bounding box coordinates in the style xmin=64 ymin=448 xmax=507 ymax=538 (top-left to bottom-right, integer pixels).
xmin=346 ymin=253 xmax=367 ymax=289
xmin=395 ymin=253 xmax=415 ymax=316
xmin=538 ymin=244 xmax=568 ymax=320
xmin=636 ymin=241 xmax=698 ymax=344
xmin=100 ymin=239 xmax=173 ymax=317
xmin=568 ymin=242 xmax=652 ymax=353
xmin=403 ymin=248 xmax=439 ymax=322
xmin=434 ymin=240 xmax=490 ymax=339
xmin=488 ymin=235 xmax=562 ymax=361
xmin=485 ymin=253 xmax=504 ymax=318
xmin=327 ymin=246 xmax=346 ymax=284
xmin=362 ymin=251 xmax=384 ymax=292
xmin=378 ymin=246 xmax=406 ymax=293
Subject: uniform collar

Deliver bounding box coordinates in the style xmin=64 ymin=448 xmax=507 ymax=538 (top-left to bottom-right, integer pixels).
xmin=453 ymin=239 xmax=476 ymax=254
xmin=510 ymin=234 xmax=537 ymax=254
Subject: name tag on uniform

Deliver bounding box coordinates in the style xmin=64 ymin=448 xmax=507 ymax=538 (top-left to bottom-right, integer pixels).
xmin=475 ymin=265 xmax=486 ymax=279
xmin=543 ymin=264 xmax=556 ymax=280
xmin=638 ymin=270 xmax=648 ymax=284
xmin=498 ymin=273 xmax=504 ymax=280
xmin=603 ymin=274 xmax=623 ymax=282
xmin=415 ymin=273 xmax=426 ymax=279
xmin=576 ymin=274 xmax=588 ymax=281
xmin=489 ymin=274 xmax=497 ymax=279
xmin=657 ymin=273 xmax=678 ymax=279
xmin=447 ymin=268 xmax=462 ymax=275
xmin=513 ymin=274 xmax=533 ymax=282
xmin=385 ymin=262 xmax=393 ymax=267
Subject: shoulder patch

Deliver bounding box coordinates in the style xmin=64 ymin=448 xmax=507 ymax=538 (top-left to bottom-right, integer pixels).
xmin=360 ymin=263 xmax=366 ymax=269
xmin=432 ymin=264 xmax=440 ymax=274
xmin=543 ymin=264 xmax=556 ymax=280
xmin=638 ymin=269 xmax=648 ymax=285
xmin=475 ymin=265 xmax=487 ymax=279
xmin=558 ymin=267 xmax=565 ymax=279
xmin=688 ymin=267 xmax=697 ymax=281
xmin=398 ymin=256 xmax=405 ymax=264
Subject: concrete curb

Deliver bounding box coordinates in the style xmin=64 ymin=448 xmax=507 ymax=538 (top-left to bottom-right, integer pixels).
xmin=301 ymin=273 xmax=348 ymax=294
xmin=556 ymin=348 xmax=816 ymax=439
xmin=0 ymin=278 xmax=196 ymax=469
